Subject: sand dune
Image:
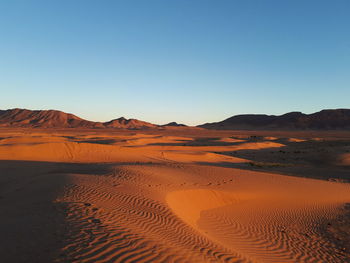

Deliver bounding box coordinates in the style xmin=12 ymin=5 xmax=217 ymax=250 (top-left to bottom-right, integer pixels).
xmin=339 ymin=153 xmax=350 ymax=166
xmin=0 ymin=129 xmax=349 ymax=262
xmin=168 ymin=172 xmax=350 ymax=262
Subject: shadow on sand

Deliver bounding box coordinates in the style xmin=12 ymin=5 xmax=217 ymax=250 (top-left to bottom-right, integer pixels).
xmin=0 ymin=160 xmax=114 ymax=263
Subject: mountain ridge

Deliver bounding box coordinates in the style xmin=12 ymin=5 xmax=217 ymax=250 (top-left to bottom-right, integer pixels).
xmin=0 ymin=108 xmax=158 ymax=129
xmin=199 ymin=109 xmax=350 ymax=130
xmin=1 ymin=108 xmax=350 ymax=130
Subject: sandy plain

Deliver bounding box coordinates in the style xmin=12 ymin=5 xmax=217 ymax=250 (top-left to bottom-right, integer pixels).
xmin=0 ymin=128 xmax=349 ymax=263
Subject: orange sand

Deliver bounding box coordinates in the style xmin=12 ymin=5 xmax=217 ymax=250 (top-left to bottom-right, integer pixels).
xmin=0 ymin=129 xmax=349 ymax=263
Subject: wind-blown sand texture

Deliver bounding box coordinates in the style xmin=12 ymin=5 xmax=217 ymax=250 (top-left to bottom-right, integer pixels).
xmin=0 ymin=129 xmax=349 ymax=263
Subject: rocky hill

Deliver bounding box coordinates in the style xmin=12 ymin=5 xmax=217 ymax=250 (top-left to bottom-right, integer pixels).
xmin=199 ymin=109 xmax=350 ymax=130
xmin=0 ymin=109 xmax=156 ymax=129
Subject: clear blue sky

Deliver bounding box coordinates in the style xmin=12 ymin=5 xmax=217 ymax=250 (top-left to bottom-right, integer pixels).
xmin=0 ymin=0 xmax=349 ymax=125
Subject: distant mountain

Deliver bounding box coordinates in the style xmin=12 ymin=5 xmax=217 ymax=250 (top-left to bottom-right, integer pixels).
xmin=198 ymin=109 xmax=350 ymax=130
xmin=3 ymin=108 xmax=349 ymax=130
xmin=0 ymin=109 xmax=156 ymax=129
xmin=104 ymin=117 xmax=157 ymax=129
xmin=0 ymin=108 xmax=101 ymax=128
xmin=161 ymin=122 xmax=187 ymax=127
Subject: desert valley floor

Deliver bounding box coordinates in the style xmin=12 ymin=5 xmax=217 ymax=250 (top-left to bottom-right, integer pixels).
xmin=0 ymin=128 xmax=349 ymax=263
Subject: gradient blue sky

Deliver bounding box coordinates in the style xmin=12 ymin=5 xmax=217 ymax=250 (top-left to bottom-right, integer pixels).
xmin=1 ymin=0 xmax=349 ymax=125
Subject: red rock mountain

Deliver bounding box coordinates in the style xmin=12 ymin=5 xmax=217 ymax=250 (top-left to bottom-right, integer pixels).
xmin=198 ymin=109 xmax=350 ymax=130
xmin=0 ymin=109 xmax=157 ymax=129
xmin=104 ymin=117 xmax=157 ymax=129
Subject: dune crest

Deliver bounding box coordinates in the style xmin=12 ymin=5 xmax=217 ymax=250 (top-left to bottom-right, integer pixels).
xmin=167 ymin=189 xmax=254 ymax=228
xmin=167 ymin=172 xmax=350 ymax=262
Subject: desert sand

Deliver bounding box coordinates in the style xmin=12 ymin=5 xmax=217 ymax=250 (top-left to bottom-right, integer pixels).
xmin=0 ymin=128 xmax=349 ymax=263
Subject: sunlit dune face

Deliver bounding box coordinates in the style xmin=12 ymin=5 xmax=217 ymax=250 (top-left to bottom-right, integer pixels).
xmin=167 ymin=174 xmax=350 ymax=262
xmin=167 ymin=189 xmax=255 ymax=228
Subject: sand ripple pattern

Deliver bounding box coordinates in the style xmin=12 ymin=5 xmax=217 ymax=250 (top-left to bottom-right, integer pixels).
xmin=57 ymin=166 xmax=247 ymax=262
xmin=200 ymin=203 xmax=348 ymax=262
xmin=55 ymin=164 xmax=350 ymax=263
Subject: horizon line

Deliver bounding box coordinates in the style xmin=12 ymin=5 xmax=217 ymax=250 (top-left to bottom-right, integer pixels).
xmin=1 ymin=107 xmax=349 ymax=126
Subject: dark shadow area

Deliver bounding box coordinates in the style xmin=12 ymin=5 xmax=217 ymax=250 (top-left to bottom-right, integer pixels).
xmin=197 ymin=160 xmax=350 ymax=182
xmin=48 ymin=162 xmax=113 ymax=175
xmin=61 ymin=135 xmax=118 ymax=145
xmin=0 ymin=160 xmax=70 ymax=263
xmin=78 ymin=139 xmax=117 ymax=145
xmin=144 ymin=137 xmax=247 ymax=147
xmin=61 ymin=135 xmax=79 ymax=140
xmin=0 ymin=160 xmax=114 ymax=263
xmin=210 ymin=139 xmax=350 ymax=181
xmin=320 ymin=203 xmax=350 ymax=260
xmin=0 ymin=142 xmax=45 ymax=147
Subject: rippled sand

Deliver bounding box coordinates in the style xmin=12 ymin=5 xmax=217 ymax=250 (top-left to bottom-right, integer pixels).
xmin=0 ymin=129 xmax=349 ymax=262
